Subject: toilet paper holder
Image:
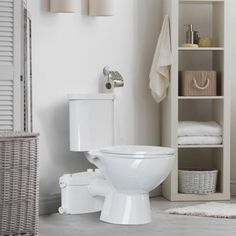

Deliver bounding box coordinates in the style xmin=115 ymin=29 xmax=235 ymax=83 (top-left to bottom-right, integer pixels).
xmin=103 ymin=66 xmax=124 ymax=89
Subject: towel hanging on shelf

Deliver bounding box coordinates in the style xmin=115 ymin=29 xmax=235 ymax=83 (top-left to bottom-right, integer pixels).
xmin=149 ymin=15 xmax=172 ymax=103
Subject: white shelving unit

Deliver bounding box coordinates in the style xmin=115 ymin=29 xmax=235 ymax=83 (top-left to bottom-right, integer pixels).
xmin=161 ymin=0 xmax=231 ymax=201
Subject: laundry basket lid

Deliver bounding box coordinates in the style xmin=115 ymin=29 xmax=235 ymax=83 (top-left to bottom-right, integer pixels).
xmin=0 ymin=131 xmax=39 ymax=140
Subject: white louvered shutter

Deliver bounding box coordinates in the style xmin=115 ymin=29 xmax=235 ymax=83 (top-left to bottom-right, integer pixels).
xmin=0 ymin=0 xmax=22 ymax=131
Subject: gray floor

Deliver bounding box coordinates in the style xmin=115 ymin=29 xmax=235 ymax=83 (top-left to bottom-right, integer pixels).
xmin=40 ymin=197 xmax=236 ymax=236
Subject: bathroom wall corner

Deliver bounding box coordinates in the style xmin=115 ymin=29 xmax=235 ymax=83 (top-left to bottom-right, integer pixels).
xmin=39 ymin=194 xmax=61 ymax=215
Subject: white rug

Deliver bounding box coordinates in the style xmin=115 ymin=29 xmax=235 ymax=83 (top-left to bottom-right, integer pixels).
xmin=166 ymin=202 xmax=236 ymax=219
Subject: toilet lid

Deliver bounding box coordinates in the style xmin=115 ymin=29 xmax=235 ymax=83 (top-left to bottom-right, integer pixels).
xmin=100 ymin=146 xmax=175 ymax=157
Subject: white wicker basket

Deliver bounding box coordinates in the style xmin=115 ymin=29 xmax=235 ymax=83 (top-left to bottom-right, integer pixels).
xmin=178 ymin=169 xmax=218 ymax=195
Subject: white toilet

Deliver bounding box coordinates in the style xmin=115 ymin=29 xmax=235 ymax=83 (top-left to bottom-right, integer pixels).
xmin=69 ymin=93 xmax=175 ymax=225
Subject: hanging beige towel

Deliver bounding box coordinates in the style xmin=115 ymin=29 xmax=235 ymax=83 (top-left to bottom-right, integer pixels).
xmin=149 ymin=15 xmax=172 ymax=103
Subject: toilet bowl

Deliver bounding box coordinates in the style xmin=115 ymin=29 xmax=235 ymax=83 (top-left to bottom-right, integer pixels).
xmin=86 ymin=145 xmax=175 ymax=225
xmin=68 ymin=93 xmax=176 ymax=225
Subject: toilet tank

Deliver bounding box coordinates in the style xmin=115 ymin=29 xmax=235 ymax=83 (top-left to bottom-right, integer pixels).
xmin=69 ymin=94 xmax=114 ymax=152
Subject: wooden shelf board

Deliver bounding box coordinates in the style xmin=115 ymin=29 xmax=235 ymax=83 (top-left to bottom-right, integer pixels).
xmin=170 ymin=193 xmax=229 ymax=202
xmin=178 ymin=145 xmax=224 ymax=149
xmin=178 ymin=96 xmax=224 ymax=100
xmin=179 ymin=47 xmax=224 ymax=51
xmin=180 ymin=0 xmax=225 ymax=4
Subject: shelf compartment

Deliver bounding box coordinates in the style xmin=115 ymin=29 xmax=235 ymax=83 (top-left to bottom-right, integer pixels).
xmin=179 ymin=1 xmax=224 ymax=47
xmin=179 ymin=51 xmax=224 ymax=96
xmin=178 ymin=148 xmax=224 ymax=193
xmin=178 ymin=99 xmax=224 ymax=125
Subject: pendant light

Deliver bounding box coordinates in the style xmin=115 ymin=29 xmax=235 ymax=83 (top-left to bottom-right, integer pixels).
xmin=50 ymin=0 xmax=79 ymax=13
xmin=89 ymin=0 xmax=114 ymax=16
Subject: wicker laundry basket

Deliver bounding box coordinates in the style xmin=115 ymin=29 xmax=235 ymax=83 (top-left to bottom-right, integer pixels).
xmin=178 ymin=169 xmax=218 ymax=194
xmin=0 ymin=132 xmax=39 ymax=236
xmin=179 ymin=71 xmax=217 ymax=96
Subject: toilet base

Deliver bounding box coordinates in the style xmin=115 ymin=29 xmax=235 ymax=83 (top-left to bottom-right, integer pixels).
xmin=100 ymin=190 xmax=151 ymax=225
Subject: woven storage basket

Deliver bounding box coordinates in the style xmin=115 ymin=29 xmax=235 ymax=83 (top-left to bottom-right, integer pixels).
xmin=179 ymin=71 xmax=217 ymax=96
xmin=0 ymin=132 xmax=39 ymax=236
xmin=178 ymin=169 xmax=218 ymax=194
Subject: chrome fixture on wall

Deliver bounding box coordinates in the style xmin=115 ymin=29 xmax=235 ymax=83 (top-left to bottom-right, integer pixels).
xmin=103 ymin=66 xmax=124 ymax=90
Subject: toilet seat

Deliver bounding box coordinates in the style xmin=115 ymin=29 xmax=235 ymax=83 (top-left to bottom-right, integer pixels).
xmin=99 ymin=145 xmax=175 ymax=159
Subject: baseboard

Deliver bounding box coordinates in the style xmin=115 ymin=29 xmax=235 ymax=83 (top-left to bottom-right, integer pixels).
xmin=39 ymin=188 xmax=161 ymax=216
xmin=39 ymin=194 xmax=61 ymax=215
xmin=150 ymin=186 xmax=161 ymax=198
xmin=231 ymin=179 xmax=236 ymax=196
xmin=39 ymin=182 xmax=234 ymax=215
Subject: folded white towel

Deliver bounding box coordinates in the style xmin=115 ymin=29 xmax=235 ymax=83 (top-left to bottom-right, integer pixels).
xmin=178 ymin=121 xmax=222 ymax=137
xmin=149 ymin=15 xmax=172 ymax=103
xmin=178 ymin=136 xmax=223 ymax=145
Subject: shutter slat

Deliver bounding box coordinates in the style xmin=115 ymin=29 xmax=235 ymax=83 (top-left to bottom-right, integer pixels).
xmin=0 ymin=51 xmax=12 ymax=56
xmin=0 ymin=31 xmax=13 ymax=37
xmin=0 ymin=46 xmax=13 ymax=51
xmin=0 ymin=78 xmax=13 ymax=83
xmin=0 ymin=105 xmax=12 ymax=111
xmin=0 ymin=86 xmax=13 ymax=91
xmin=0 ymin=101 xmax=13 ymax=106
xmin=0 ymin=26 xmax=13 ymax=32
xmin=0 ymin=95 xmax=12 ymax=100
xmin=0 ymin=57 xmax=13 ymax=65
xmin=0 ymin=120 xmax=12 ymax=125
xmin=0 ymin=110 xmax=12 ymax=115
xmin=0 ymin=22 xmax=13 ymax=27
xmin=0 ymin=12 xmax=12 ymax=17
xmin=0 ymin=126 xmax=13 ymax=130
xmin=0 ymin=36 xmax=13 ymax=41
xmin=0 ymin=17 xmax=13 ymax=23
xmin=0 ymin=3 xmax=13 ymax=8
xmin=0 ymin=90 xmax=12 ymax=95
xmin=0 ymin=7 xmax=13 ymax=11
xmin=0 ymin=55 xmax=12 ymax=59
xmin=0 ymin=115 xmax=12 ymax=120
xmin=0 ymin=42 xmax=13 ymax=47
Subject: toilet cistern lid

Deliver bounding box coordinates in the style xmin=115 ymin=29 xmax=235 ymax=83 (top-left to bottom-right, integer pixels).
xmin=68 ymin=93 xmax=114 ymax=101
xmin=100 ymin=146 xmax=175 ymax=156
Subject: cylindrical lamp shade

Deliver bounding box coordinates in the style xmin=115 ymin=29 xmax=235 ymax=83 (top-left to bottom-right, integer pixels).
xmin=89 ymin=0 xmax=114 ymax=16
xmin=50 ymin=0 xmax=79 ymax=13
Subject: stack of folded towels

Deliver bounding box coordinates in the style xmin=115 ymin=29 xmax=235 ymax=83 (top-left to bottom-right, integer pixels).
xmin=178 ymin=121 xmax=223 ymax=145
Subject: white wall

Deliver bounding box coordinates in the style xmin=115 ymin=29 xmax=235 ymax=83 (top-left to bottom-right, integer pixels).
xmin=28 ymin=0 xmax=236 ymax=205
xmin=28 ymin=0 xmax=162 ymax=202
xmin=230 ymin=0 xmax=236 ymax=194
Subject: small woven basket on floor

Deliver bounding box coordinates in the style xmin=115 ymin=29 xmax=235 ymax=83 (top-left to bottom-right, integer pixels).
xmin=0 ymin=132 xmax=39 ymax=236
xmin=178 ymin=169 xmax=218 ymax=195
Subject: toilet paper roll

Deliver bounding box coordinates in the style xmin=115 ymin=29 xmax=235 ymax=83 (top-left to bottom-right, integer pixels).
xmin=113 ymin=87 xmax=123 ymax=99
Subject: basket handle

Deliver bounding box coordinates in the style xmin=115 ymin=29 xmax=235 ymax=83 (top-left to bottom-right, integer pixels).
xmin=192 ymin=77 xmax=210 ymax=90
